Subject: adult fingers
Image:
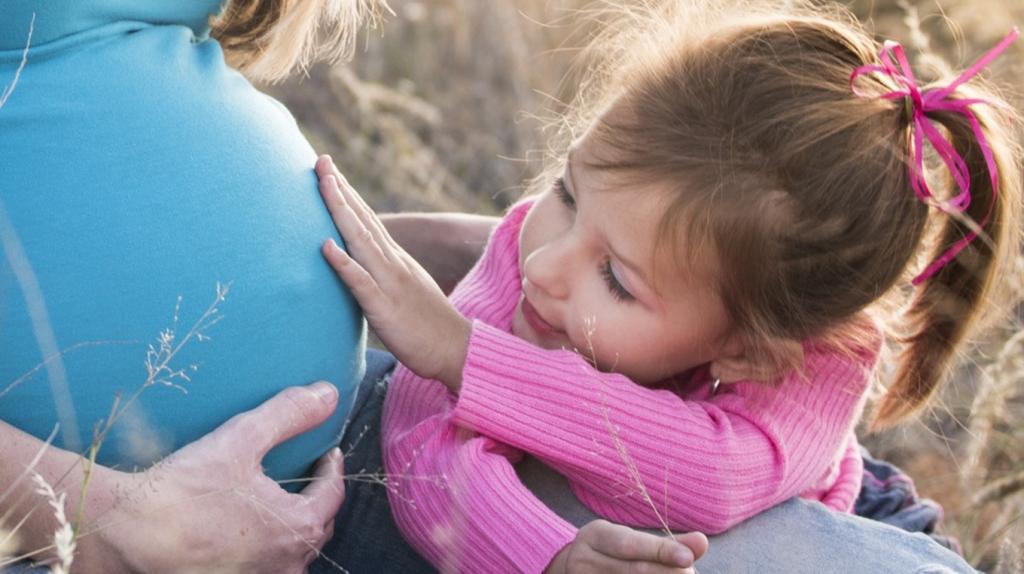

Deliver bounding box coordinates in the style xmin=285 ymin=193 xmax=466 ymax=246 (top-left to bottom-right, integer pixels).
xmin=223 ymin=382 xmax=339 ymax=461
xmin=299 ymin=447 xmax=346 ymax=525
xmin=291 ymin=454 xmax=341 ymax=571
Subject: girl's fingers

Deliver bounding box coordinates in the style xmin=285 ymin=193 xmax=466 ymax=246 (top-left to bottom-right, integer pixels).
xmin=319 ymin=175 xmax=389 ymax=266
xmin=644 ymin=535 xmax=695 ymax=568
xmin=322 ymin=239 xmax=383 ymax=307
xmin=318 ymin=156 xmax=396 ymax=251
xmin=585 ymin=554 xmax=689 ymax=574
xmin=318 ymin=173 xmax=359 ymax=241
xmin=590 ymin=524 xmax=694 ymax=567
xmin=674 ymin=532 xmax=708 ymax=561
xmin=337 ymin=175 xmax=401 ymax=254
xmin=318 ymin=174 xmax=361 ymax=235
xmin=622 ymin=562 xmax=690 ymax=574
xmin=323 ymin=156 xmax=374 ymax=217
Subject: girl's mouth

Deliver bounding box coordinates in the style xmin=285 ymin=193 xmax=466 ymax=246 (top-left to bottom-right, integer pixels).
xmin=521 ymin=296 xmax=557 ymax=336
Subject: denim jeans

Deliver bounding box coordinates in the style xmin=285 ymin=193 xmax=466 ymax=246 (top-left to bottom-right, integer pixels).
xmin=309 ymin=349 xmax=436 ymax=574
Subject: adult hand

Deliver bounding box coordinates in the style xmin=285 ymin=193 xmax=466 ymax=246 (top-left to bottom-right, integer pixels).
xmin=77 ymin=382 xmax=346 ymax=574
xmin=544 ymin=520 xmax=709 ymax=574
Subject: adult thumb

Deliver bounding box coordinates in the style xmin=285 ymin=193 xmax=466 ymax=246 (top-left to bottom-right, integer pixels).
xmin=227 ymin=382 xmax=339 ymax=460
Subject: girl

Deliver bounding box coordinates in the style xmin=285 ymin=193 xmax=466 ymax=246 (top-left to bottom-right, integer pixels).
xmin=317 ymin=3 xmax=1020 ymax=572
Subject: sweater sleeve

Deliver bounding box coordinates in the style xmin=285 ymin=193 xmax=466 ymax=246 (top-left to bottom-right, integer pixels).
xmin=382 ymin=372 xmax=577 ymax=573
xmin=451 ymin=320 xmax=875 ymax=533
xmin=381 ymin=197 xmax=579 ymax=573
xmin=819 ymin=433 xmax=864 ymax=513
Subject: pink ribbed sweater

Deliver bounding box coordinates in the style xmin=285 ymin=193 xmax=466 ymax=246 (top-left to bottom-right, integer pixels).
xmin=381 ymin=198 xmax=878 ymax=573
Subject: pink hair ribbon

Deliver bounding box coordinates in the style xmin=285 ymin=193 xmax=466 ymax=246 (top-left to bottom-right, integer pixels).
xmin=850 ymin=27 xmax=1019 ymax=285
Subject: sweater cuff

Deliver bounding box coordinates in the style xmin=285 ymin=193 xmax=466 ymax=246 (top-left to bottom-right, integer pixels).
xmin=453 ymin=320 xmax=561 ymax=438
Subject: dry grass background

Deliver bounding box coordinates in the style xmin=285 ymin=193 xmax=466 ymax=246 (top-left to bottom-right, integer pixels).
xmin=267 ymin=0 xmax=1024 ymax=570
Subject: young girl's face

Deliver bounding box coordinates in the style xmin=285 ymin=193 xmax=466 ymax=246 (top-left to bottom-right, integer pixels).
xmin=513 ymin=137 xmax=739 ymax=386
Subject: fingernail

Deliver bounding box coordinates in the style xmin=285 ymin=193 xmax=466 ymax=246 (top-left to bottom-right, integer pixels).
xmin=311 ymin=382 xmax=338 ymax=404
xmin=673 ymin=547 xmax=694 ymax=567
xmin=327 ymin=240 xmax=348 ymax=260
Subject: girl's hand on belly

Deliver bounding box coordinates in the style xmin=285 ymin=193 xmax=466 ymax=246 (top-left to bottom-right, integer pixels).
xmin=317 ymin=155 xmax=471 ymax=395
xmin=89 ymin=382 xmax=346 ymax=573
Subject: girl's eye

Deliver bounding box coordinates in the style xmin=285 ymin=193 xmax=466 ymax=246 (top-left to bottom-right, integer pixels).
xmin=600 ymin=259 xmax=634 ymax=302
xmin=554 ymin=177 xmax=576 ymax=210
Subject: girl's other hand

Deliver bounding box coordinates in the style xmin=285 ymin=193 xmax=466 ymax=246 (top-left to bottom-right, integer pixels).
xmin=316 ymin=155 xmax=471 ymax=393
xmin=545 ymin=520 xmax=709 ymax=574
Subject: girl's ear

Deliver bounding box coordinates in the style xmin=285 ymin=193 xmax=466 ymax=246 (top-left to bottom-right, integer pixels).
xmin=710 ymin=336 xmax=804 ymax=383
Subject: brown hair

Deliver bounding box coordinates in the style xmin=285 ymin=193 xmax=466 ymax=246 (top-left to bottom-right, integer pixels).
xmin=210 ymin=0 xmax=390 ymax=83
xmin=535 ymin=1 xmax=1021 ymax=429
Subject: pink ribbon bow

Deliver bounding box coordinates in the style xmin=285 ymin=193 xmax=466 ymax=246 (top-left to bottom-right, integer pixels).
xmin=850 ymin=27 xmax=1019 ymax=285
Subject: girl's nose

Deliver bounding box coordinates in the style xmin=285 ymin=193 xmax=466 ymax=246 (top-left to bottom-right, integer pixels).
xmin=522 ymin=237 xmax=575 ymax=300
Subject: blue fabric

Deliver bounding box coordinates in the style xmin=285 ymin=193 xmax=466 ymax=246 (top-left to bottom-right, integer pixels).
xmin=856 ymin=448 xmax=962 ymax=555
xmin=0 ymin=1 xmax=365 ymax=482
xmin=0 ymin=0 xmax=224 ymax=49
xmin=0 ymin=563 xmax=49 ymax=574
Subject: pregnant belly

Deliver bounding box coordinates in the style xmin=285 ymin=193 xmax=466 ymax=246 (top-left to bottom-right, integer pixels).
xmin=0 ymin=23 xmax=365 ymax=481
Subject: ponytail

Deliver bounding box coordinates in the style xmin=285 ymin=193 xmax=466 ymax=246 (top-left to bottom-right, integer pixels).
xmin=871 ymin=92 xmax=1022 ymax=430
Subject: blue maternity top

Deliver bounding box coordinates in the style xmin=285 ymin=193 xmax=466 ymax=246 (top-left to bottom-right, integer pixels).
xmin=0 ymin=1 xmax=365 ymax=482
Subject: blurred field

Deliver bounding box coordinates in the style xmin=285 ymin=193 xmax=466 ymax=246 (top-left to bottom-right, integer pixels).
xmin=268 ymin=0 xmax=1024 ymax=571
